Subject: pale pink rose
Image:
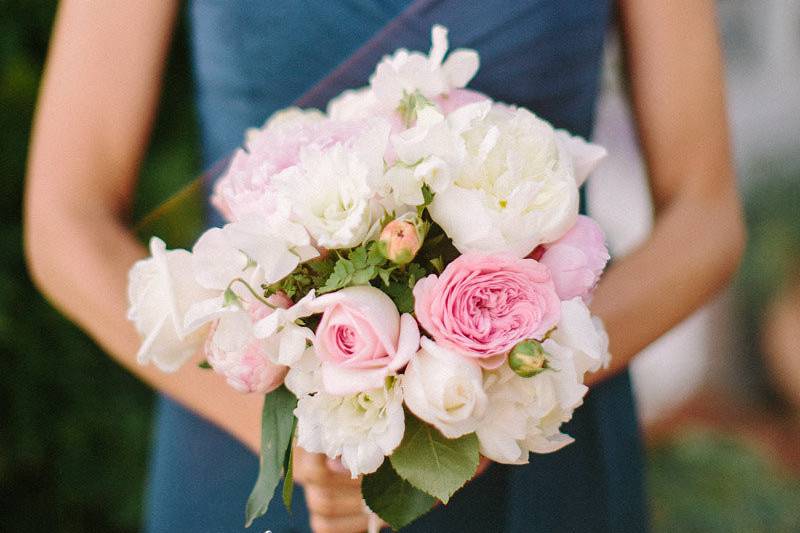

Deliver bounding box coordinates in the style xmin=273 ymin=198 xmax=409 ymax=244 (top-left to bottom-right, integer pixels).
xmin=538 ymin=215 xmax=610 ymax=301
xmin=211 ymin=113 xmax=369 ymax=222
xmin=413 ymin=253 xmax=560 ymax=368
xmin=379 ymin=219 xmax=422 ymax=264
xmin=433 ymin=88 xmax=489 ymax=115
xmin=205 ymin=293 xmax=293 ymax=394
xmin=310 ymin=286 xmax=420 ymax=395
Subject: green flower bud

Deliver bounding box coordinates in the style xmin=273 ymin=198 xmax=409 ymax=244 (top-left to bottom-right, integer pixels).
xmin=508 ymin=340 xmax=549 ymax=378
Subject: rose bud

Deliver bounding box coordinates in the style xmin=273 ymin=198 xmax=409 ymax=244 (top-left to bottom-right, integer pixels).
xmin=508 ymin=339 xmax=549 ymax=378
xmin=379 ymin=218 xmax=423 ymax=265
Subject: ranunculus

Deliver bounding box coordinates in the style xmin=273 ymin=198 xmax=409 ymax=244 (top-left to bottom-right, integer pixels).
xmin=548 ymin=298 xmax=611 ymax=376
xmin=128 ymin=238 xmax=216 ymax=372
xmin=294 ymin=378 xmax=405 ymax=478
xmin=205 ymin=297 xmax=292 ymax=394
xmin=309 ymin=286 xmax=420 ymax=395
xmin=413 ymin=253 xmax=560 ymax=368
xmin=538 ymin=215 xmax=609 ymax=301
xmin=428 ymin=103 xmax=605 ymax=257
xmin=403 ymin=337 xmax=488 ymax=438
xmin=379 ymin=217 xmax=422 ymax=265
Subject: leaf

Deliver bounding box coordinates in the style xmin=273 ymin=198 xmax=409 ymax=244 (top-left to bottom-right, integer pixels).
xmin=245 ymin=386 xmax=297 ymax=527
xmin=367 ymin=242 xmax=387 ymax=266
xmin=282 ymin=418 xmax=297 ymax=513
xmin=384 ymin=280 xmax=415 ymax=314
xmin=349 ymin=246 xmax=368 ymax=269
xmin=389 ymin=412 xmax=479 ymax=503
xmin=362 ymin=459 xmax=436 ymax=530
xmin=197 ymin=359 xmax=212 ymax=369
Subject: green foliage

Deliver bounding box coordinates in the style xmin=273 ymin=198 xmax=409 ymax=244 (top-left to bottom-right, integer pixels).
xmin=245 ymin=387 xmax=297 ymax=527
xmin=362 ymin=459 xmax=436 ymax=530
xmin=318 ymin=242 xmax=390 ymax=294
xmin=389 ymin=412 xmax=479 ymax=503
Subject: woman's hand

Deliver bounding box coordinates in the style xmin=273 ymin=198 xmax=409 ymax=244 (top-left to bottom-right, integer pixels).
xmin=293 ymin=448 xmax=374 ymax=533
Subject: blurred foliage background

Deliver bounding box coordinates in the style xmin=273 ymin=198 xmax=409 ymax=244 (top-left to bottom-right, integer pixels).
xmin=1 ymin=1 xmax=799 ymax=532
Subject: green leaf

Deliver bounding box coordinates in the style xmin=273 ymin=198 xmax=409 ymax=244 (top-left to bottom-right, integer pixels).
xmin=362 ymin=459 xmax=436 ymax=530
xmin=389 ymin=412 xmax=479 ymax=503
xmin=421 ymin=184 xmax=434 ymax=206
xmin=384 ymin=280 xmax=415 ymax=314
xmin=245 ymin=386 xmax=297 ymax=527
xmin=197 ymin=359 xmax=212 ymax=369
xmin=349 ymin=246 xmax=368 ymax=269
xmin=282 ymin=418 xmax=297 ymax=513
xmin=351 ymin=266 xmax=377 ymax=285
xmin=367 ymin=242 xmax=387 ymax=266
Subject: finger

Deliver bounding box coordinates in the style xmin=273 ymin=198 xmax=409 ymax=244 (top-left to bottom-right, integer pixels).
xmin=295 ymin=452 xmax=359 ymax=486
xmin=310 ymin=513 xmax=370 ymax=533
xmin=303 ymin=486 xmax=365 ymax=518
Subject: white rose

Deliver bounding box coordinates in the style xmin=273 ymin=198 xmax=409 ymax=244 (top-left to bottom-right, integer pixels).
xmin=272 ymin=121 xmax=390 ymax=249
xmin=403 ymin=337 xmax=488 ymax=438
xmin=127 ymin=238 xmax=215 ymax=372
xmin=429 ymin=104 xmax=598 ymax=256
xmin=294 ymin=378 xmax=405 ymax=478
xmin=549 ymin=298 xmax=611 ymax=375
xmin=370 ymin=25 xmax=479 ymax=111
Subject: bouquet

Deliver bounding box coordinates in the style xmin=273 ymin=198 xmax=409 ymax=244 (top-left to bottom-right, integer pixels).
xmin=128 ymin=25 xmax=611 ymax=530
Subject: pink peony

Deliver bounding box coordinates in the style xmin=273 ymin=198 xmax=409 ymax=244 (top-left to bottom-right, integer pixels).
xmin=413 ymin=253 xmax=560 ymax=368
xmin=379 ymin=218 xmax=422 ymax=264
xmin=205 ymin=293 xmax=293 ymax=394
xmin=311 ymin=286 xmax=420 ymax=395
xmin=211 ymin=111 xmax=370 ymax=222
xmin=538 ymin=215 xmax=610 ymax=301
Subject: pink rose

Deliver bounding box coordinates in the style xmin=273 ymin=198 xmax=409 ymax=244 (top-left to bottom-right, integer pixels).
xmin=538 ymin=215 xmax=610 ymax=301
xmin=205 ymin=294 xmax=293 ymax=394
xmin=379 ymin=218 xmax=422 ymax=264
xmin=311 ymin=286 xmax=420 ymax=395
xmin=413 ymin=253 xmax=560 ymax=368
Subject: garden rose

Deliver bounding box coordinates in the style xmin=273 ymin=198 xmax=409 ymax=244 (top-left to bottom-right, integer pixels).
xmin=413 ymin=253 xmax=560 ymax=367
xmin=128 ymin=238 xmax=216 ymax=372
xmin=379 ymin=217 xmax=422 ymax=264
xmin=538 ymin=215 xmax=610 ymax=301
xmin=403 ymin=337 xmax=488 ymax=438
xmin=310 ymin=286 xmax=420 ymax=395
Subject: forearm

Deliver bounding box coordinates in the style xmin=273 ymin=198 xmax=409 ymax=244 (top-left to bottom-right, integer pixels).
xmin=26 ymin=212 xmax=262 ymax=453
xmin=588 ymin=186 xmax=744 ymax=384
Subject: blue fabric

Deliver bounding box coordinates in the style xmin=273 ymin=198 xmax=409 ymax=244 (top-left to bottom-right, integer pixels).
xmin=145 ymin=1 xmax=649 ymax=531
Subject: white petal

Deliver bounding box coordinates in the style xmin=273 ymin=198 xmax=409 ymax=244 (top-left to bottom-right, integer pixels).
xmin=442 ymin=49 xmax=479 ymax=88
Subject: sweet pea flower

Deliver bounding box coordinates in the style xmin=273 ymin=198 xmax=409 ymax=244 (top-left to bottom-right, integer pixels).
xmin=403 ymin=337 xmax=488 ymax=438
xmin=413 ymin=253 xmax=560 ymax=368
xmin=538 ymin=215 xmax=610 ymax=301
xmin=310 ymin=286 xmax=420 ymax=395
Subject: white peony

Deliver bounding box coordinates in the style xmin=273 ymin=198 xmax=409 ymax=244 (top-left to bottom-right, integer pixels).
xmin=326 ymin=87 xmax=379 ymax=122
xmin=428 ymin=103 xmax=605 ymax=256
xmin=370 ymin=25 xmax=479 ymax=111
xmin=476 ymin=346 xmax=587 ymax=464
xmin=403 ymin=338 xmax=488 ymax=438
xmin=127 ymin=237 xmax=216 ymax=372
xmin=272 ymin=121 xmax=390 ymax=249
xmin=294 ymin=377 xmax=405 ymax=478
xmin=548 ymin=297 xmax=611 ymax=375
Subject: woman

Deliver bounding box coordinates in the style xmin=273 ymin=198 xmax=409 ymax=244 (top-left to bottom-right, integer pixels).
xmin=24 ymin=1 xmax=745 ymax=531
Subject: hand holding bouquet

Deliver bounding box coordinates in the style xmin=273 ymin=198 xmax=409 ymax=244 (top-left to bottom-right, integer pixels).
xmin=128 ymin=25 xmax=611 ymax=529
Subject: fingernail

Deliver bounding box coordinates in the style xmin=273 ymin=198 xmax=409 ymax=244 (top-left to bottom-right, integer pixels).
xmin=326 ymin=458 xmax=348 ymax=473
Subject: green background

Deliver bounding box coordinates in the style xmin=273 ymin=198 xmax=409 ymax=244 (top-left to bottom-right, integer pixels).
xmin=1 ymin=2 xmax=798 ymax=531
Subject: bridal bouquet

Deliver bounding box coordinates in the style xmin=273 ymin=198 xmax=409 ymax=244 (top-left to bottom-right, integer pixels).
xmin=128 ymin=26 xmax=611 ymax=529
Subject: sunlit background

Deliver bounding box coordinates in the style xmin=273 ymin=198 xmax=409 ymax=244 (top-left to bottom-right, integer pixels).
xmin=1 ymin=1 xmax=799 ymax=531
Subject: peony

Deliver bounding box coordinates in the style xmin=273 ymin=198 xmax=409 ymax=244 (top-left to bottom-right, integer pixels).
xmin=370 ymin=25 xmax=479 ymax=112
xmin=272 ymin=120 xmax=391 ymax=249
xmin=548 ymin=298 xmax=611 ymax=375
xmin=310 ymin=286 xmax=420 ymax=395
xmin=294 ymin=378 xmax=405 ymax=478
xmin=538 ymin=215 xmax=610 ymax=301
xmin=403 ymin=337 xmax=488 ymax=438
xmin=127 ymin=238 xmax=216 ymax=371
xmin=413 ymin=253 xmax=560 ymax=368
xmin=428 ymin=103 xmax=605 ymax=257
xmin=204 ymin=297 xmax=292 ymax=394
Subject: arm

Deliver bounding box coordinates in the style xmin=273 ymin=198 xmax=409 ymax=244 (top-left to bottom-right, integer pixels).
xmin=588 ymin=0 xmax=746 ymax=384
xmin=24 ymin=0 xmax=263 ymax=453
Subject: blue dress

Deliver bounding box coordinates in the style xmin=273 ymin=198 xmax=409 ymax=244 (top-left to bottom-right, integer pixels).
xmin=144 ymin=1 xmax=649 ymax=531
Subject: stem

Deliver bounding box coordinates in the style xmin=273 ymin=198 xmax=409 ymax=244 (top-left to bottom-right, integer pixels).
xmin=226 ymin=277 xmax=276 ymax=309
